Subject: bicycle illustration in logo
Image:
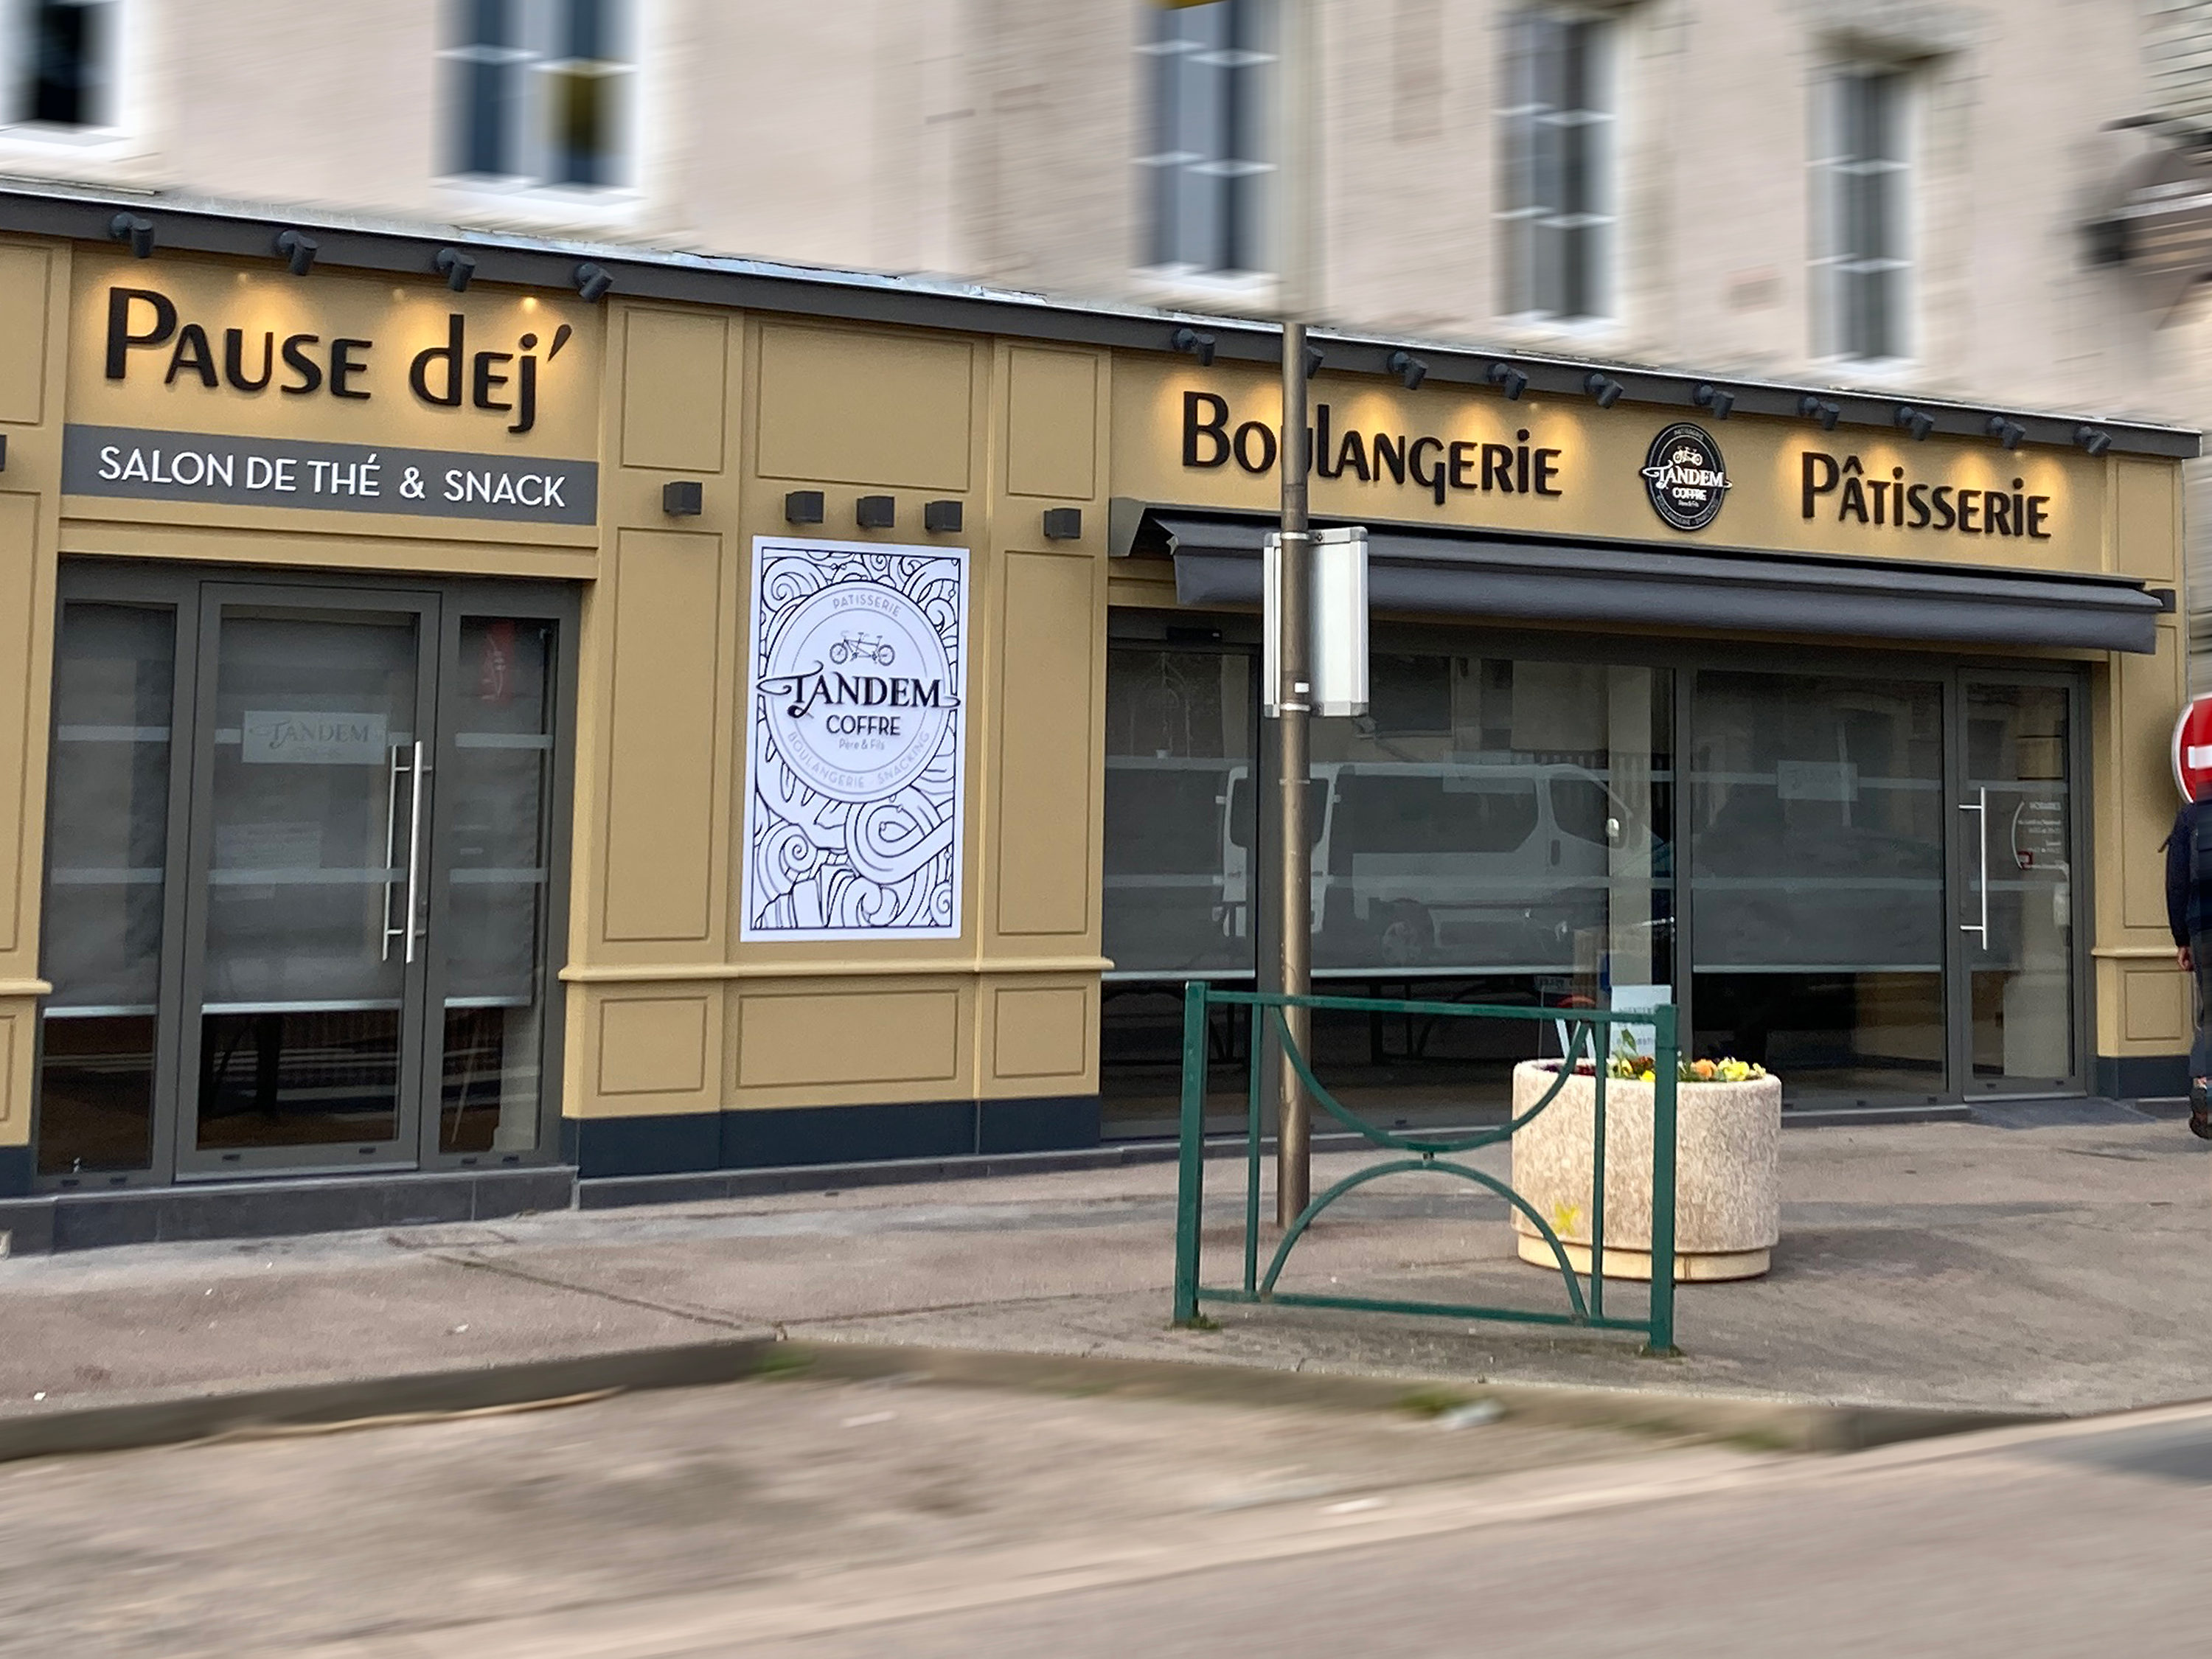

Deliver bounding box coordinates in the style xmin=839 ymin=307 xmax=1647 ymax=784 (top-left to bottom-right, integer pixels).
xmin=828 ymin=633 xmax=897 ymax=667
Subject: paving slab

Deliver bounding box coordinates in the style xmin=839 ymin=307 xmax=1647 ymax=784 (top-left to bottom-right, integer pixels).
xmin=0 ymin=1111 xmax=2207 ymax=1422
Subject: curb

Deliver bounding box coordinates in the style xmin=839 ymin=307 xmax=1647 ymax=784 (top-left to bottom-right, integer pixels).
xmin=0 ymin=1335 xmax=2049 ymax=1465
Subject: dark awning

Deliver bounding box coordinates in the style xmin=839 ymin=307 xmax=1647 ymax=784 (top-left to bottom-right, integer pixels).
xmin=1150 ymin=509 xmax=2171 ymax=655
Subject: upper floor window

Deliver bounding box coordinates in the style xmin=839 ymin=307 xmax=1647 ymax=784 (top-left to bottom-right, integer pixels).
xmin=1497 ymin=8 xmax=1616 ymax=325
xmin=441 ymin=0 xmax=633 ymax=192
xmin=1812 ymin=67 xmax=1913 ymax=363
xmin=9 ymin=0 xmax=119 ymax=129
xmin=1137 ymin=0 xmax=1277 ymax=279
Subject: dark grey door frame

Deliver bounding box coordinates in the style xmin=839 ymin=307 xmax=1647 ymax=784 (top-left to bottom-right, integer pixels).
xmin=35 ymin=560 xmax=578 ymax=1191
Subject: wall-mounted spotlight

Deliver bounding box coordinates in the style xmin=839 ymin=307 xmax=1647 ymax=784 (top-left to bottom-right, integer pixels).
xmin=1169 ymin=326 xmax=1216 ymax=366
xmin=1303 ymin=344 xmax=1325 ymax=378
xmin=856 ymin=495 xmax=897 ymax=529
xmin=1042 ymin=507 xmax=1083 ymax=540
xmin=1486 ymin=362 xmax=1528 ymax=400
xmin=1692 ymin=383 xmax=1734 ymax=420
xmin=1386 ymin=350 xmax=1428 ymax=391
xmin=661 ymin=480 xmax=703 ymax=518
xmin=924 ymin=499 xmax=963 ymax=533
xmin=2075 ymin=424 xmax=2113 ymax=457
xmin=109 ymin=212 xmax=154 ymax=259
xmin=1986 ymin=415 xmax=2027 ymax=451
xmin=1895 ymin=405 xmax=1935 ymax=441
xmin=784 ymin=490 xmax=825 ymax=526
xmin=574 ymin=262 xmax=614 ymax=302
xmin=435 ymin=247 xmax=477 ymax=293
xmin=1585 ymin=372 xmax=1624 ymax=409
xmin=274 ymin=230 xmax=318 ymax=277
xmin=1796 ymin=394 xmax=1842 ymax=431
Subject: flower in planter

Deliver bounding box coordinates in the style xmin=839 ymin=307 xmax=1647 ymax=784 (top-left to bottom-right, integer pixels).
xmin=1604 ymin=1033 xmax=1768 ymax=1083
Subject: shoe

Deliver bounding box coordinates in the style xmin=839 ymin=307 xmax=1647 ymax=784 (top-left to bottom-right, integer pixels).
xmin=2191 ymin=1079 xmax=2212 ymax=1141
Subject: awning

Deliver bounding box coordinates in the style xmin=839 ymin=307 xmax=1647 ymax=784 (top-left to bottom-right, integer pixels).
xmin=1150 ymin=509 xmax=2171 ymax=655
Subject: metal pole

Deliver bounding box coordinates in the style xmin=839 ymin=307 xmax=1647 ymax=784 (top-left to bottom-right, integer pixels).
xmin=1273 ymin=0 xmax=1318 ymax=1228
xmin=1275 ymin=339 xmax=1311 ymax=1228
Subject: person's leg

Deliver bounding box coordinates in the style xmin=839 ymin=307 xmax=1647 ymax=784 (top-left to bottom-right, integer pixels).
xmin=2191 ymin=956 xmax=2212 ymax=1138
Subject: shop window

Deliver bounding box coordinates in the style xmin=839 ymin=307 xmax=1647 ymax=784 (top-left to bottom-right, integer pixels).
xmin=1688 ymin=671 xmax=1944 ymax=1099
xmin=6 ymin=0 xmax=119 ymax=129
xmin=1811 ymin=66 xmax=1913 ymax=363
xmin=1497 ymin=7 xmax=1616 ymax=325
xmin=1098 ymin=641 xmax=1674 ymax=1140
xmin=442 ymin=0 xmax=634 ymax=192
xmin=1137 ymin=0 xmax=1277 ymax=280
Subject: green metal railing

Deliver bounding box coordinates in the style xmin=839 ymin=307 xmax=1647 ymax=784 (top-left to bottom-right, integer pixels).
xmin=1171 ymin=984 xmax=1680 ymax=1356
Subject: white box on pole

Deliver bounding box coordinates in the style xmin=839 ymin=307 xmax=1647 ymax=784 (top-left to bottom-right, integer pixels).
xmin=1310 ymin=526 xmax=1369 ymax=717
xmin=1266 ymin=526 xmax=1369 ymax=717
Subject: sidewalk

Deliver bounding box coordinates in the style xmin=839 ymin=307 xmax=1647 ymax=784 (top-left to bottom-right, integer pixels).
xmin=2 ymin=1102 xmax=2208 ymax=1426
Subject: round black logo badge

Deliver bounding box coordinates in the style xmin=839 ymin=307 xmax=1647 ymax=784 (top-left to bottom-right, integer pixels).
xmin=1641 ymin=422 xmax=1731 ymax=532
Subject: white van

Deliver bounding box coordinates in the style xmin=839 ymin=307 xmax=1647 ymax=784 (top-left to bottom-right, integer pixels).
xmin=1220 ymin=761 xmax=1654 ymax=973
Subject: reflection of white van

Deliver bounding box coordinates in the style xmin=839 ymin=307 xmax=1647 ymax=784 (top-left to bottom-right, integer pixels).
xmin=1222 ymin=762 xmax=1646 ymax=970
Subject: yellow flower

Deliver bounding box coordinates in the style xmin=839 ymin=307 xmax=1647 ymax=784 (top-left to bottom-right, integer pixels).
xmin=1638 ymin=1068 xmax=1656 ymax=1083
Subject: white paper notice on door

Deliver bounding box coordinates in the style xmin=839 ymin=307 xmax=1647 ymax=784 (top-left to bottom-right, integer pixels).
xmin=240 ymin=710 xmax=389 ymax=765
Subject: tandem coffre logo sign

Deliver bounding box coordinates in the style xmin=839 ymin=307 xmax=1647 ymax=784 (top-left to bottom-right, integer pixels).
xmin=61 ymin=279 xmax=599 ymax=526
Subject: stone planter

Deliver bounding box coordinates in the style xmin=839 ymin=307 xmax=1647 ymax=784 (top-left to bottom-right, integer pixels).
xmin=1509 ymin=1060 xmax=1781 ymax=1282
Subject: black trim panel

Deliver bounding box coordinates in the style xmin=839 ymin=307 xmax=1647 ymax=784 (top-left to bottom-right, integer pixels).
xmin=2095 ymin=1053 xmax=2189 ymax=1101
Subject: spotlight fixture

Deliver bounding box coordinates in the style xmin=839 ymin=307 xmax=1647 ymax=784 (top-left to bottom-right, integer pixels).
xmin=1042 ymin=507 xmax=1083 ymax=540
xmin=274 ymin=230 xmax=318 ymax=277
xmin=1895 ymin=405 xmax=1935 ymax=441
xmin=1386 ymin=350 xmax=1428 ymax=391
xmin=2075 ymin=424 xmax=2113 ymax=457
xmin=1796 ymin=394 xmax=1842 ymax=431
xmin=1986 ymin=415 xmax=2027 ymax=451
xmin=1169 ymin=326 xmax=1216 ymax=366
xmin=855 ymin=495 xmax=896 ymax=529
xmin=784 ymin=490 xmax=826 ymax=526
xmin=1303 ymin=344 xmax=1326 ymax=378
xmin=1692 ymin=383 xmax=1735 ymax=420
xmin=109 ymin=212 xmax=154 ymax=259
xmin=661 ymin=480 xmax=703 ymax=518
xmin=574 ymin=262 xmax=614 ymax=302
xmin=923 ymin=498 xmax=963 ymax=533
xmin=1585 ymin=372 xmax=1624 ymax=409
xmin=435 ymin=247 xmax=477 ymax=293
xmin=1486 ymin=362 xmax=1528 ymax=400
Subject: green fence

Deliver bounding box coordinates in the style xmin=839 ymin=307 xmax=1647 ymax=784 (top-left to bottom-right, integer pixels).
xmin=1171 ymin=984 xmax=1680 ymax=1355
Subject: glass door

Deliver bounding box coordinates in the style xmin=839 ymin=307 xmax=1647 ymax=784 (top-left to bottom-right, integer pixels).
xmin=35 ymin=566 xmax=575 ymax=1191
xmin=175 ymin=589 xmax=441 ymax=1176
xmin=1952 ymin=679 xmax=2081 ymax=1096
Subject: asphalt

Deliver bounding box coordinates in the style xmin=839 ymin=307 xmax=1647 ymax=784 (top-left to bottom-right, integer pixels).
xmin=1 ymin=1102 xmax=2208 ymax=1425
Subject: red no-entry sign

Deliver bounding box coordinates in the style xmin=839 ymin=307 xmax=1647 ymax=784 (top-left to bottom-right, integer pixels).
xmin=2175 ymin=695 xmax=2212 ymax=801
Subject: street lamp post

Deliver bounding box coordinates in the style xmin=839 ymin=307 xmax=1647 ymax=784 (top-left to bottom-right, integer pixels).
xmin=1272 ymin=0 xmax=1318 ymax=1227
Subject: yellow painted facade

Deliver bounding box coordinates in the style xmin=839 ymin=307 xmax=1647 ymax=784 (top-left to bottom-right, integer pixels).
xmin=0 ymin=220 xmax=2194 ymax=1189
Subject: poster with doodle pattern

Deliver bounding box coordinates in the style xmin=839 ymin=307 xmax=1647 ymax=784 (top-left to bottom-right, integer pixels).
xmin=741 ymin=538 xmax=967 ymax=941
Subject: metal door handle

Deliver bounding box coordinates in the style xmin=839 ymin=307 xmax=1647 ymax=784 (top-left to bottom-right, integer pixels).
xmin=380 ymin=744 xmax=407 ymax=961
xmin=403 ymin=740 xmax=428 ymax=964
xmin=1958 ymin=787 xmax=1989 ymax=949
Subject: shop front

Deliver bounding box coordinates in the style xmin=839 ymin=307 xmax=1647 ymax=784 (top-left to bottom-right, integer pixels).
xmin=0 ymin=190 xmax=2192 ymax=1245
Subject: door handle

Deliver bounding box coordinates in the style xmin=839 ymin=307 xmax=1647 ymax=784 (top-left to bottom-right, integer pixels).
xmin=403 ymin=739 xmax=429 ymax=964
xmin=380 ymin=744 xmax=407 ymax=962
xmin=1958 ymin=787 xmax=1989 ymax=950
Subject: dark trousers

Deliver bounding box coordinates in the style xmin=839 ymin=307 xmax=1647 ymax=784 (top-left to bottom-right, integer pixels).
xmin=2194 ymin=950 xmax=2212 ymax=1082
